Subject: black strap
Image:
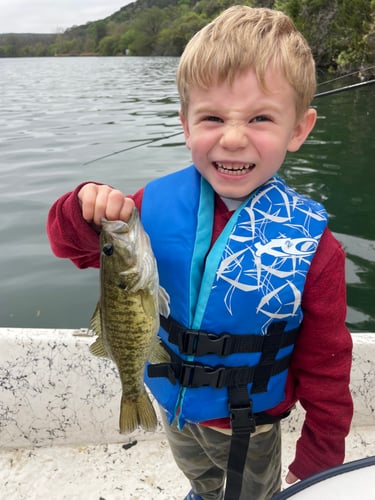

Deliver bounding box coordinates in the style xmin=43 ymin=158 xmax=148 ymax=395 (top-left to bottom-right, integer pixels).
xmin=160 ymin=316 xmax=299 ymax=357
xmin=147 ymin=352 xmax=291 ymax=389
xmin=224 ymin=390 xmax=293 ymax=500
xmin=251 ymin=321 xmax=289 ymax=394
xmin=225 ymin=385 xmax=255 ymax=500
xmin=225 ymin=429 xmax=250 ymax=500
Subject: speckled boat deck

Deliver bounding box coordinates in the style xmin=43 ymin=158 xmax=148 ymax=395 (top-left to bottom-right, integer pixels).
xmin=0 ymin=329 xmax=374 ymax=499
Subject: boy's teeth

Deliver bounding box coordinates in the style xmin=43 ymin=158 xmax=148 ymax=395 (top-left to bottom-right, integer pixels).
xmin=215 ymin=162 xmax=255 ymax=174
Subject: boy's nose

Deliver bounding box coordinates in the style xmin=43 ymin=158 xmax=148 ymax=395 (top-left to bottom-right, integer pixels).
xmin=219 ymin=124 xmax=249 ymax=150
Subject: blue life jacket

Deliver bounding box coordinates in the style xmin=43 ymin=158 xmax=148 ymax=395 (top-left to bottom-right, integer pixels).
xmin=141 ymin=166 xmax=328 ymax=428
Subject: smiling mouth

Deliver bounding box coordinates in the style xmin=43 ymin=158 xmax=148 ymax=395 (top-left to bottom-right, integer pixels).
xmin=214 ymin=162 xmax=255 ymax=175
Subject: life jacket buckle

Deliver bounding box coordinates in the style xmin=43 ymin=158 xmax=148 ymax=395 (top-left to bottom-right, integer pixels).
xmin=180 ymin=362 xmax=225 ymax=388
xmin=205 ymin=332 xmax=232 ymax=356
xmin=178 ymin=329 xmax=199 ymax=355
xmin=178 ymin=329 xmax=232 ymax=356
xmin=230 ymin=404 xmax=256 ymax=434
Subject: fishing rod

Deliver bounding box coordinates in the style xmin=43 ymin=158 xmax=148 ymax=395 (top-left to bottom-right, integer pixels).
xmin=83 ymin=131 xmax=183 ymax=166
xmin=316 ymin=64 xmax=375 ymax=87
xmin=83 ymin=76 xmax=375 ymax=166
xmin=314 ymin=78 xmax=375 ymax=98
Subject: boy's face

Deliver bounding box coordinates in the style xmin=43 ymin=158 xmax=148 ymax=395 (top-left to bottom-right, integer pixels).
xmin=180 ymin=67 xmax=316 ymax=201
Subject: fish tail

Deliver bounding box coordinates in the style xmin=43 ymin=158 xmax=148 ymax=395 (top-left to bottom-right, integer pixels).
xmin=119 ymin=392 xmax=158 ymax=433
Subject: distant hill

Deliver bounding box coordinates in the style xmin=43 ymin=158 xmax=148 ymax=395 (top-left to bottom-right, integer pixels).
xmin=0 ymin=0 xmax=373 ymax=77
xmin=0 ymin=33 xmax=56 ymax=45
xmin=0 ymin=33 xmax=57 ymax=56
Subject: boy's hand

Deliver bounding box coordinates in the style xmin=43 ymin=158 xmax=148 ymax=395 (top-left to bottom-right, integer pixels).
xmin=285 ymin=471 xmax=298 ymax=484
xmin=78 ymin=183 xmax=135 ymax=227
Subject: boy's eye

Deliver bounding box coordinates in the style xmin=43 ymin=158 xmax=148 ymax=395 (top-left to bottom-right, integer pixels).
xmin=251 ymin=115 xmax=271 ymax=123
xmin=204 ymin=115 xmax=223 ymax=122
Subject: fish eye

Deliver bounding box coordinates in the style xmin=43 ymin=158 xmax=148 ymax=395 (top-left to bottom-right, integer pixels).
xmin=102 ymin=243 xmax=114 ymax=256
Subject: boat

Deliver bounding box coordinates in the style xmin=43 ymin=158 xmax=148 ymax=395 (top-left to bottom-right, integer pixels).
xmin=273 ymin=455 xmax=375 ymax=498
xmin=0 ymin=328 xmax=374 ymax=498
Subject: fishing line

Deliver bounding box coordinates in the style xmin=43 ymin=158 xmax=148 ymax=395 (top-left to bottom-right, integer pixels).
xmin=317 ymin=65 xmax=375 ymax=87
xmin=83 ymin=74 xmax=375 ymax=166
xmin=83 ymin=131 xmax=184 ymax=166
xmin=314 ymin=78 xmax=375 ymax=98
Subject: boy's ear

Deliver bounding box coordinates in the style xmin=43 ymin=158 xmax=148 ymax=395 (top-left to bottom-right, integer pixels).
xmin=179 ymin=111 xmax=191 ymax=149
xmin=287 ymin=108 xmax=317 ymax=152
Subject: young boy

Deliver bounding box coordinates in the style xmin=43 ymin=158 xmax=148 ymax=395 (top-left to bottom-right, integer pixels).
xmin=47 ymin=6 xmax=353 ymax=500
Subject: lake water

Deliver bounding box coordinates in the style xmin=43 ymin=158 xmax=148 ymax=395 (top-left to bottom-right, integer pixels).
xmin=0 ymin=57 xmax=374 ymax=332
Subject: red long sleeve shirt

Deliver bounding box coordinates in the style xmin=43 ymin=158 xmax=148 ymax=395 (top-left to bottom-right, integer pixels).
xmin=46 ymin=182 xmax=353 ymax=480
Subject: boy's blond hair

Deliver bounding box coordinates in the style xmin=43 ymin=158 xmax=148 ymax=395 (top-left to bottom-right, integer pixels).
xmin=177 ymin=6 xmax=316 ymax=119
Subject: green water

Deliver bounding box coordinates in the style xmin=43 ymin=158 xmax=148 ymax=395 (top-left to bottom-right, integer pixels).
xmin=0 ymin=57 xmax=373 ymax=331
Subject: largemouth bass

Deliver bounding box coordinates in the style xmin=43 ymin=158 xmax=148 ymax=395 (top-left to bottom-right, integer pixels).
xmin=89 ymin=209 xmax=169 ymax=433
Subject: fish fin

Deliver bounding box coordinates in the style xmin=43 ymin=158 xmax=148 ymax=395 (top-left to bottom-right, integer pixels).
xmin=89 ymin=303 xmax=109 ymax=357
xmin=90 ymin=302 xmax=102 ymax=335
xmin=119 ymin=392 xmax=158 ymax=433
xmin=141 ymin=291 xmax=157 ymax=317
xmin=148 ymin=340 xmax=170 ymax=364
xmin=158 ymin=286 xmax=170 ymax=318
xmin=89 ymin=337 xmax=109 ymax=358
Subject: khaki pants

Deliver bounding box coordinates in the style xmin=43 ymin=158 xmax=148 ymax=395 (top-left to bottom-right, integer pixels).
xmin=161 ymin=412 xmax=281 ymax=500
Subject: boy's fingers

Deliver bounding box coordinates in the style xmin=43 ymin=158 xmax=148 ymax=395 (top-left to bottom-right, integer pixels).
xmin=78 ymin=183 xmax=104 ymax=223
xmin=92 ymin=186 xmax=113 ymax=226
xmin=78 ymin=184 xmax=134 ymax=227
xmin=119 ymin=197 xmax=135 ymax=222
xmin=105 ymin=190 xmax=133 ymax=222
xmin=285 ymin=471 xmax=298 ymax=484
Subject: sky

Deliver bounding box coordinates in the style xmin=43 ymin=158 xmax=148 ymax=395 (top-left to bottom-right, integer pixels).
xmin=0 ymin=0 xmax=134 ymax=34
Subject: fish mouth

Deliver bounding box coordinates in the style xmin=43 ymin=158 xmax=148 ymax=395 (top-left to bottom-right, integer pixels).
xmin=101 ymin=218 xmax=130 ymax=234
xmin=213 ymin=162 xmax=256 ymax=175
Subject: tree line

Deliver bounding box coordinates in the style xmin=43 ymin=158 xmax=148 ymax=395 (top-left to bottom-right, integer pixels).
xmin=0 ymin=0 xmax=374 ymax=75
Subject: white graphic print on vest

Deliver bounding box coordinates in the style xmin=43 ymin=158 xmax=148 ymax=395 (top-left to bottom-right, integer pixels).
xmin=215 ymin=177 xmax=327 ymax=331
